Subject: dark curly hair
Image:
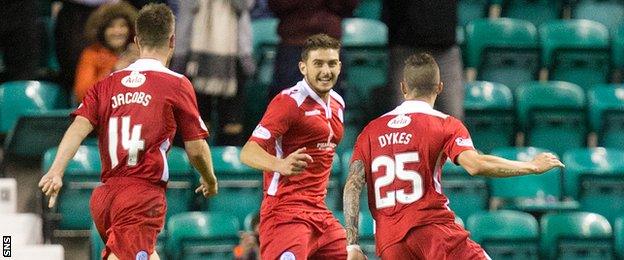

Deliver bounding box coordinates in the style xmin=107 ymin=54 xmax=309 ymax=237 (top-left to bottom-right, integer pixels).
xmin=84 ymin=1 xmax=138 ymax=49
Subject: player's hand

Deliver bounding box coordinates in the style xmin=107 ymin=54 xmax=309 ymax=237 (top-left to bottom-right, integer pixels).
xmin=531 ymin=152 xmax=565 ymax=174
xmin=38 ymin=172 xmax=63 ymax=208
xmin=347 ymin=245 xmax=367 ymax=260
xmin=195 ymin=176 xmax=218 ymax=198
xmin=275 ymin=147 xmax=313 ymax=176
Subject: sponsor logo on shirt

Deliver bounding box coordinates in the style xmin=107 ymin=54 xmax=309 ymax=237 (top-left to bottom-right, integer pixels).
xmin=387 ymin=115 xmax=411 ymax=129
xmin=316 ymin=142 xmax=337 ymax=150
xmin=122 ymin=71 xmax=146 ymax=88
xmin=252 ymin=125 xmax=271 ymax=140
xmin=455 ymin=137 xmax=474 ymax=147
xmin=304 ymin=109 xmax=321 ymax=116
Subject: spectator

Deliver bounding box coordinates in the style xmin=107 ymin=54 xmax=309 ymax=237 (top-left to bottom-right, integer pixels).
xmin=175 ymin=0 xmax=255 ymax=146
xmin=382 ymin=0 xmax=464 ymax=119
xmin=74 ymin=1 xmax=138 ymax=103
xmin=267 ymin=0 xmax=358 ymax=98
xmin=233 ymin=213 xmax=260 ymax=260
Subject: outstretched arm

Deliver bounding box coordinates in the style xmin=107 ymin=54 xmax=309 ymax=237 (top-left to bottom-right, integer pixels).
xmin=457 ymin=150 xmax=565 ymax=178
xmin=39 ymin=116 xmax=94 ymax=208
xmin=343 ymin=159 xmax=367 ymax=259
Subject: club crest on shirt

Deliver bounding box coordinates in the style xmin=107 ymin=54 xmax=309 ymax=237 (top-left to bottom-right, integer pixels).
xmin=455 ymin=137 xmax=474 ymax=147
xmin=135 ymin=251 xmax=148 ymax=260
xmin=122 ymin=71 xmax=146 ymax=88
xmin=279 ymin=251 xmax=296 ymax=260
xmin=387 ymin=115 xmax=411 ymax=129
xmin=252 ymin=125 xmax=271 ymax=140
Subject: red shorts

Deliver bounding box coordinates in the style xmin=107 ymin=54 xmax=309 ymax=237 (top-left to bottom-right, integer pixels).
xmin=380 ymin=222 xmax=491 ymax=260
xmin=259 ymin=211 xmax=347 ymax=260
xmin=90 ymin=177 xmax=166 ymax=260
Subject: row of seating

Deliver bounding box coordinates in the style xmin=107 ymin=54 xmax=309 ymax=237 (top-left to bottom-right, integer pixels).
xmin=43 ymin=144 xmax=624 ymax=233
xmin=89 ymin=210 xmax=624 ymax=260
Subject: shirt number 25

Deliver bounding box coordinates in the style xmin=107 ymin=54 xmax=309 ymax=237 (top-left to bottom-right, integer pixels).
xmin=372 ymin=152 xmax=423 ymax=209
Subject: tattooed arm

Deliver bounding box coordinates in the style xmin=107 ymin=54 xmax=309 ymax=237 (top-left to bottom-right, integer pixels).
xmin=457 ymin=150 xmax=565 ymax=178
xmin=343 ymin=160 xmax=367 ymax=259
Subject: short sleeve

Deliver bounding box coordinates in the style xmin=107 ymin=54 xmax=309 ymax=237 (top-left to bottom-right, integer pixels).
xmin=173 ymin=77 xmax=209 ymax=141
xmin=71 ymin=80 xmax=100 ymax=127
xmin=443 ymin=118 xmax=476 ymax=164
xmin=248 ymin=94 xmax=295 ymax=151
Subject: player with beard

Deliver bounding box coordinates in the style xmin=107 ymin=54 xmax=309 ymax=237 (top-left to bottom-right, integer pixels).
xmin=240 ymin=33 xmax=347 ymax=259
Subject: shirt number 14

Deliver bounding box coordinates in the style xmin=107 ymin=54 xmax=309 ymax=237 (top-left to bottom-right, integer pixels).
xmin=108 ymin=116 xmax=145 ymax=167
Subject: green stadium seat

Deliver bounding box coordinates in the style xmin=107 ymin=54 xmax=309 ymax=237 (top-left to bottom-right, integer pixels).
xmin=90 ymin=222 xmax=104 ymax=260
xmin=165 ymin=147 xmax=195 ymax=220
xmin=2 ymin=109 xmax=71 ymax=160
xmin=540 ymin=20 xmax=610 ymax=91
xmin=463 ymin=81 xmax=515 ymax=152
xmin=0 ymin=80 xmax=67 ymax=134
xmin=360 ymin=211 xmax=377 ymax=259
xmin=613 ymin=25 xmax=624 ymax=69
xmin=490 ymin=147 xmax=562 ymax=201
xmin=540 ymin=212 xmax=613 ymax=260
xmin=341 ymin=18 xmax=388 ymax=122
xmin=562 ymin=148 xmax=624 ymax=198
xmin=458 ymin=0 xmax=491 ymax=26
xmin=563 ymin=148 xmax=624 ymax=223
xmin=442 ymin=159 xmax=489 ymax=222
xmin=326 ymin=153 xmax=342 ymax=211
xmin=467 ymin=210 xmax=540 ymax=260
xmin=166 ymin=212 xmax=240 ymax=260
xmin=572 ymin=0 xmax=624 ymax=33
xmin=43 ymin=145 xmax=101 ymax=231
xmin=588 ymin=85 xmax=624 ymax=148
xmin=516 ymin=81 xmax=586 ymax=156
xmin=353 ymin=0 xmax=381 ymax=20
xmin=615 ymin=216 xmax=624 ymax=259
xmin=465 ymin=19 xmax=540 ymax=89
xmin=500 ymin=0 xmax=563 ymax=26
xmin=206 ymin=146 xmax=262 ymax=224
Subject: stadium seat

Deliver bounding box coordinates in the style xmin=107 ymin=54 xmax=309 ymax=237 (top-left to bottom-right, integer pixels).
xmin=341 ymin=18 xmax=388 ymax=122
xmin=540 ymin=212 xmax=613 ymax=259
xmin=588 ymin=85 xmax=624 ymax=148
xmin=206 ymin=146 xmax=262 ymax=224
xmin=500 ymin=0 xmax=564 ymax=26
xmin=540 ymin=20 xmax=610 ymax=91
xmin=2 ymin=109 xmax=72 ymax=160
xmin=572 ymin=0 xmax=624 ymax=33
xmin=490 ymin=147 xmax=562 ymax=201
xmin=353 ymin=0 xmax=381 ymax=20
xmin=0 ymin=178 xmax=17 ymax=213
xmin=0 ymin=80 xmax=67 ymax=134
xmin=458 ymin=0 xmax=492 ymax=26
xmin=43 ymin=145 xmax=101 ymax=231
xmin=616 ymin=216 xmax=624 ymax=259
xmin=326 ymin=153 xmax=343 ymax=211
xmin=467 ymin=210 xmax=540 ymax=260
xmin=166 ymin=212 xmax=240 ymax=260
xmin=442 ymin=159 xmax=489 ymax=222
xmin=465 ymin=19 xmax=540 ymax=89
xmin=516 ymin=81 xmax=586 ymax=156
xmin=0 ymin=213 xmax=43 ymax=245
xmin=613 ymin=25 xmax=624 ymax=70
xmin=165 ymin=147 xmax=195 ymax=220
xmin=463 ymin=81 xmax=515 ymax=152
xmin=563 ymin=148 xmax=624 ymax=223
xmin=360 ymin=211 xmax=377 ymax=259
xmin=90 ymin=222 xmax=104 ymax=260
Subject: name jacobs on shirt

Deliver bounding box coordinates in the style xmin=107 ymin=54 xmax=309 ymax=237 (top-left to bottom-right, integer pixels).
xmin=111 ymin=92 xmax=152 ymax=108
